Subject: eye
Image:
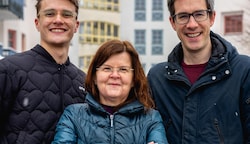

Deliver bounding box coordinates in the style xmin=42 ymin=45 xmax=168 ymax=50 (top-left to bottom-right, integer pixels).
xmin=177 ymin=13 xmax=189 ymax=20
xmin=44 ymin=11 xmax=56 ymax=17
xmin=62 ymin=11 xmax=74 ymax=18
xmin=119 ymin=67 xmax=129 ymax=73
xmin=194 ymin=11 xmax=206 ymax=17
xmin=102 ymin=66 xmax=112 ymax=72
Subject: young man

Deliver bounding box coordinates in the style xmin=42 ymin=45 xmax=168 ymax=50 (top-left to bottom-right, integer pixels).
xmin=0 ymin=0 xmax=86 ymax=143
xmin=148 ymin=0 xmax=250 ymax=143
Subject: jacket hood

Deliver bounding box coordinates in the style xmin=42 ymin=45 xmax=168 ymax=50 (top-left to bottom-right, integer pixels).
xmin=168 ymin=31 xmax=239 ymax=64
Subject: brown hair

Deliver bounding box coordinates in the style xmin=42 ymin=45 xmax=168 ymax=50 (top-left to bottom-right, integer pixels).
xmin=167 ymin=0 xmax=214 ymax=16
xmin=85 ymin=39 xmax=155 ymax=110
xmin=35 ymin=0 xmax=79 ymax=18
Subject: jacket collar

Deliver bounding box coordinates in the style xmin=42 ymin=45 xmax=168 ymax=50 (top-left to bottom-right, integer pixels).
xmin=31 ymin=44 xmax=70 ymax=65
xmin=85 ymin=93 xmax=144 ymax=115
xmin=167 ymin=31 xmax=237 ymax=65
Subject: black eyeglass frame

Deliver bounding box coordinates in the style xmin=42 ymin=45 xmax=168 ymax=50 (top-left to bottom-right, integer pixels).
xmin=172 ymin=9 xmax=212 ymax=25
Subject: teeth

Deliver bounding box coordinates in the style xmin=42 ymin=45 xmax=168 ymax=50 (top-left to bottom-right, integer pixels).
xmin=51 ymin=29 xmax=64 ymax=32
xmin=187 ymin=33 xmax=200 ymax=37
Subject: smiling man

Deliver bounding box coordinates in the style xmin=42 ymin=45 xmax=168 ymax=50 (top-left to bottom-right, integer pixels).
xmin=0 ymin=0 xmax=87 ymax=143
xmin=147 ymin=0 xmax=250 ymax=143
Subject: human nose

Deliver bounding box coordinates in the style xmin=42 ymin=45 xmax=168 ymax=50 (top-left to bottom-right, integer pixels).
xmin=53 ymin=13 xmax=64 ymax=23
xmin=111 ymin=68 xmax=121 ymax=74
xmin=186 ymin=15 xmax=198 ymax=27
xmin=109 ymin=68 xmax=121 ymax=77
xmin=55 ymin=12 xmax=63 ymax=19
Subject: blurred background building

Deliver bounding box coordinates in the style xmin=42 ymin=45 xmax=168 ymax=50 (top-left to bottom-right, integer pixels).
xmin=0 ymin=0 xmax=249 ymax=74
xmin=0 ymin=0 xmax=25 ymax=58
xmin=78 ymin=0 xmax=120 ymax=72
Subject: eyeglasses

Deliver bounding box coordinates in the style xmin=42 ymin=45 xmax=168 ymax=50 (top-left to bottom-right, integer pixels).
xmin=172 ymin=9 xmax=211 ymax=25
xmin=96 ymin=66 xmax=134 ymax=74
xmin=38 ymin=9 xmax=77 ymax=19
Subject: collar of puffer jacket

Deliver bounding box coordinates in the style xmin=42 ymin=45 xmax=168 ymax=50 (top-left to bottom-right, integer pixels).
xmin=31 ymin=44 xmax=70 ymax=66
xmin=85 ymin=93 xmax=145 ymax=116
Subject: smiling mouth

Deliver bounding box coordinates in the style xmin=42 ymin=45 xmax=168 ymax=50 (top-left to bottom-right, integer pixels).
xmin=50 ymin=28 xmax=66 ymax=32
xmin=187 ymin=32 xmax=201 ymax=38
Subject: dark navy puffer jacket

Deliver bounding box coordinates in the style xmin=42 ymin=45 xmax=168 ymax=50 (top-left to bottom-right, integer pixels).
xmin=148 ymin=31 xmax=250 ymax=144
xmin=0 ymin=44 xmax=87 ymax=144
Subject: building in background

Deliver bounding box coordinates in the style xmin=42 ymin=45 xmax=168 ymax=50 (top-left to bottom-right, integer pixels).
xmin=120 ymin=0 xmax=178 ymax=73
xmin=120 ymin=0 xmax=250 ymax=74
xmin=77 ymin=0 xmax=120 ymax=72
xmin=0 ymin=0 xmax=249 ymax=73
xmin=212 ymin=0 xmax=250 ymax=55
xmin=0 ymin=0 xmax=25 ymax=57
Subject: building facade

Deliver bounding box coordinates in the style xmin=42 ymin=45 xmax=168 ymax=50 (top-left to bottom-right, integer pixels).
xmin=120 ymin=0 xmax=250 ymax=74
xmin=0 ymin=0 xmax=25 ymax=58
xmin=77 ymin=0 xmax=120 ymax=72
xmin=1 ymin=0 xmax=249 ymax=72
xmin=212 ymin=0 xmax=250 ymax=55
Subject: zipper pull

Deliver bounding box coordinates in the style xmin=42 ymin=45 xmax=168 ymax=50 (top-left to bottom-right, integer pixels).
xmin=110 ymin=115 xmax=114 ymax=127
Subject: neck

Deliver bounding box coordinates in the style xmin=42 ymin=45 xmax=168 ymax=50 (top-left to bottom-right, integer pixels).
xmin=40 ymin=42 xmax=69 ymax=64
xmin=183 ymin=44 xmax=212 ymax=65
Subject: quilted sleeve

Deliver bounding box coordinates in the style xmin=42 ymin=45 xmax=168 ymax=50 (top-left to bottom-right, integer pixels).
xmin=0 ymin=59 xmax=16 ymax=122
xmin=147 ymin=110 xmax=169 ymax=144
xmin=52 ymin=105 xmax=78 ymax=144
xmin=241 ymin=65 xmax=250 ymax=143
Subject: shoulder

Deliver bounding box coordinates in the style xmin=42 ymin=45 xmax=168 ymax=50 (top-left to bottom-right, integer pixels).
xmin=1 ymin=50 xmax=35 ymax=63
xmin=148 ymin=62 xmax=167 ymax=76
xmin=68 ymin=63 xmax=86 ymax=77
xmin=63 ymin=103 xmax=89 ymax=117
xmin=231 ymin=54 xmax=250 ymax=69
xmin=145 ymin=109 xmax=163 ymax=122
xmin=66 ymin=103 xmax=89 ymax=111
xmin=0 ymin=50 xmax=36 ymax=71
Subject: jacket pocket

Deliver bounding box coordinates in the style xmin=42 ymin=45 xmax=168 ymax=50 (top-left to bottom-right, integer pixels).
xmin=214 ymin=118 xmax=224 ymax=144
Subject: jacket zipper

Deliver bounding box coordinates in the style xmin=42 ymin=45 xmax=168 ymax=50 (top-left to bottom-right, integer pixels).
xmin=58 ymin=64 xmax=65 ymax=111
xmin=110 ymin=115 xmax=114 ymax=144
xmin=214 ymin=118 xmax=224 ymax=144
xmin=110 ymin=115 xmax=114 ymax=127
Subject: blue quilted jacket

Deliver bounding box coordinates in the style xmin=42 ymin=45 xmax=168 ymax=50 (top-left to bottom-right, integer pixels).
xmin=52 ymin=94 xmax=168 ymax=144
xmin=0 ymin=44 xmax=87 ymax=144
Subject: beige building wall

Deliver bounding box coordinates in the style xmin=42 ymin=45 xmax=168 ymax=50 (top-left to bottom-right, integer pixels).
xmin=212 ymin=0 xmax=250 ymax=55
xmin=78 ymin=4 xmax=120 ymax=72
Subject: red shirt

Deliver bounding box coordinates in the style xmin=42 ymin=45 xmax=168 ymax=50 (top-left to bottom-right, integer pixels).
xmin=181 ymin=61 xmax=207 ymax=84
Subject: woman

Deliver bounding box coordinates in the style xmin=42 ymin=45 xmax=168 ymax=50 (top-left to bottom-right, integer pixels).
xmin=52 ymin=40 xmax=168 ymax=144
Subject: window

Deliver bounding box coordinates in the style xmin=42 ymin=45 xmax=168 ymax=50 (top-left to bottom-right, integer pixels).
xmin=134 ymin=30 xmax=146 ymax=54
xmin=152 ymin=0 xmax=163 ymax=21
xmin=79 ymin=56 xmax=84 ymax=69
xmin=224 ymin=12 xmax=243 ymax=35
xmin=79 ymin=21 xmax=119 ymax=44
xmin=79 ymin=55 xmax=93 ymax=72
xmin=152 ymin=30 xmax=163 ymax=55
xmin=80 ymin=0 xmax=119 ymax=12
xmin=22 ymin=33 xmax=26 ymax=52
xmin=135 ymin=0 xmax=146 ymax=21
xmin=8 ymin=29 xmax=16 ymax=50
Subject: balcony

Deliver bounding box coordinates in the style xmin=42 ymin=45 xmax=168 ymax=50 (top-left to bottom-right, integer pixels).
xmin=0 ymin=0 xmax=24 ymax=20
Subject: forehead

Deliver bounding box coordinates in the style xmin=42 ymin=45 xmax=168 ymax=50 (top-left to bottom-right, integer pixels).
xmin=40 ymin=0 xmax=76 ymax=11
xmin=174 ymin=0 xmax=207 ymax=13
xmin=105 ymin=52 xmax=132 ymax=66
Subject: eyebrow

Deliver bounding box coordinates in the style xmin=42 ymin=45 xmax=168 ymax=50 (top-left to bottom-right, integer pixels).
xmin=40 ymin=9 xmax=76 ymax=13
